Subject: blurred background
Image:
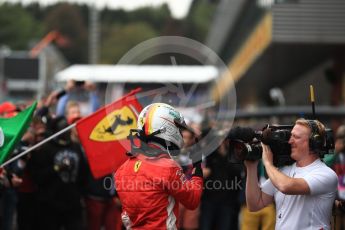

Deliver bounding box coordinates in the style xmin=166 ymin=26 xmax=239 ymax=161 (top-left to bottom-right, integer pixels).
xmin=0 ymin=0 xmax=344 ymax=123
xmin=0 ymin=0 xmax=207 ymax=99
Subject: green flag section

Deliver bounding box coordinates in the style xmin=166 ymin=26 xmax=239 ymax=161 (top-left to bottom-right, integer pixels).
xmin=0 ymin=102 xmax=37 ymax=165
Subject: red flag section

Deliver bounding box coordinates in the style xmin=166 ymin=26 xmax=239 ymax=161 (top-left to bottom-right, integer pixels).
xmin=76 ymin=88 xmax=142 ymax=178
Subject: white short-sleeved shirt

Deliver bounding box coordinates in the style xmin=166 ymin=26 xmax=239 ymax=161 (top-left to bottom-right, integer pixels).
xmin=261 ymin=159 xmax=338 ymax=230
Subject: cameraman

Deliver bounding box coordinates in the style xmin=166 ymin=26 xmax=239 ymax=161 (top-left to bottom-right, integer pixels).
xmin=245 ymin=119 xmax=338 ymax=230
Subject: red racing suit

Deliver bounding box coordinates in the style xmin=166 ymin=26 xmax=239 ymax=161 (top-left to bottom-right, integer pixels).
xmin=115 ymin=152 xmax=203 ymax=229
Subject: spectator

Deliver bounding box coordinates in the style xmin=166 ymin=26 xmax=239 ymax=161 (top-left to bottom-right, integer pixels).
xmin=333 ymin=125 xmax=345 ymax=230
xmin=0 ymin=102 xmax=23 ymax=230
xmin=29 ymin=116 xmax=87 ymax=230
xmin=15 ymin=120 xmax=42 ymax=230
xmin=56 ymin=80 xmax=100 ymax=118
xmin=199 ymin=136 xmax=242 ymax=230
xmin=84 ymin=173 xmax=122 ymax=230
xmin=178 ymin=129 xmax=201 ymax=230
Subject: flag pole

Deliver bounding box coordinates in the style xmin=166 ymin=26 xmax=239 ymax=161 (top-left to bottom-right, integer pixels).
xmin=0 ymin=123 xmax=76 ymax=168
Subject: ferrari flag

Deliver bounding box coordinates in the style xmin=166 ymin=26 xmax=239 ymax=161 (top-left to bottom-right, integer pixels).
xmin=76 ymin=88 xmax=142 ymax=178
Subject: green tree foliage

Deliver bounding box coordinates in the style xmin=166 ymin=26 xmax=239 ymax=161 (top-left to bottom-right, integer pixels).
xmin=44 ymin=3 xmax=88 ymax=63
xmin=0 ymin=1 xmax=216 ymax=64
xmin=99 ymin=4 xmax=172 ymax=64
xmin=101 ymin=8 xmax=129 ymax=25
xmin=127 ymin=4 xmax=171 ymax=31
xmin=101 ymin=22 xmax=158 ymax=64
xmin=79 ymin=4 xmax=90 ymax=26
xmin=25 ymin=2 xmax=45 ymax=22
xmin=184 ymin=0 xmax=216 ymax=42
xmin=0 ymin=3 xmax=42 ymax=49
xmin=101 ymin=4 xmax=171 ymax=30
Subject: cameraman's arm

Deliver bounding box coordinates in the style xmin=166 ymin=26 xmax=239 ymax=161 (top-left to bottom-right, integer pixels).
xmin=245 ymin=160 xmax=273 ymax=212
xmin=261 ymin=143 xmax=310 ymax=195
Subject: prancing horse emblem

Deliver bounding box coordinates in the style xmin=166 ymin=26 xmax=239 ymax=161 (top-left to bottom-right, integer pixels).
xmin=104 ymin=115 xmax=133 ymax=135
xmin=134 ymin=160 xmax=142 ymax=172
xmin=89 ymin=106 xmax=137 ymax=142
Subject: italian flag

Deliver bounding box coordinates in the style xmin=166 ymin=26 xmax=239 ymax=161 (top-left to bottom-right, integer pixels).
xmin=0 ymin=102 xmax=37 ymax=165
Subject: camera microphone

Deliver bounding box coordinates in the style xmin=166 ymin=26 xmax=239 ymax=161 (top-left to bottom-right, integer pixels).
xmin=228 ymin=127 xmax=256 ymax=142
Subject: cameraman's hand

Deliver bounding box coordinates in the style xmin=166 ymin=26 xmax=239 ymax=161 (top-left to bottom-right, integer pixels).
xmin=261 ymin=142 xmax=273 ymax=167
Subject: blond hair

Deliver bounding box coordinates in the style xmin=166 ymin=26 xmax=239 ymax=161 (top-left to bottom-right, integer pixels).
xmin=66 ymin=101 xmax=80 ymax=113
xmin=295 ymin=118 xmax=325 ymax=138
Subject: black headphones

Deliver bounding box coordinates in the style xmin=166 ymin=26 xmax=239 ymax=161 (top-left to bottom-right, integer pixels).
xmin=306 ymin=120 xmax=324 ymax=153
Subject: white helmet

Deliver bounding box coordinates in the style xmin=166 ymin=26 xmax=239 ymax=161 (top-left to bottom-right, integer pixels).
xmin=137 ymin=103 xmax=185 ymax=150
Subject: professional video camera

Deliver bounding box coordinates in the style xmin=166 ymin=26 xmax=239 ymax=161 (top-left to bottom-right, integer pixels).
xmin=228 ymin=124 xmax=334 ymax=167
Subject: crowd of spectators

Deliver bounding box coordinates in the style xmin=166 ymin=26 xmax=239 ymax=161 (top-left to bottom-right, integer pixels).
xmin=0 ymin=81 xmax=344 ymax=230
